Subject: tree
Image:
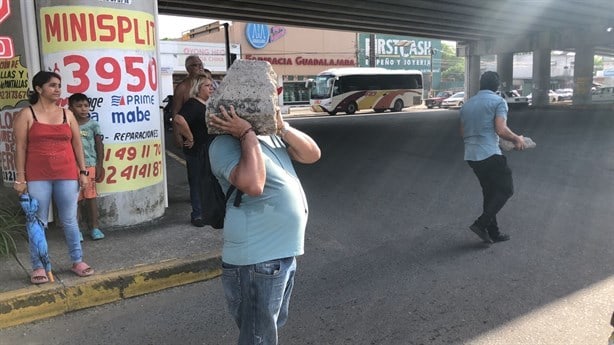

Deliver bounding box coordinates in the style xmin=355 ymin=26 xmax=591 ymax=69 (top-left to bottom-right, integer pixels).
xmin=594 ymin=55 xmax=603 ymax=75
xmin=441 ymin=43 xmax=465 ymax=82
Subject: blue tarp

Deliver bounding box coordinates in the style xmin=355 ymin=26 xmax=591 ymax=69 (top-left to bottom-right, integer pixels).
xmin=19 ymin=193 xmax=52 ymax=277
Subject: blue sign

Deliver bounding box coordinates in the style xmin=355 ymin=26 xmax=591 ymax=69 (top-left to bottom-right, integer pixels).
xmin=245 ymin=23 xmax=270 ymax=49
xmin=604 ymin=69 xmax=614 ymax=77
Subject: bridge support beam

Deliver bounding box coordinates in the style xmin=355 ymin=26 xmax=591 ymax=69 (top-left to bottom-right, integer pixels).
xmin=531 ymin=48 xmax=552 ymax=106
xmin=471 ymin=26 xmax=612 ymax=56
xmin=465 ymin=54 xmax=481 ymax=98
xmin=572 ymin=47 xmax=595 ymax=105
xmin=497 ymin=53 xmax=514 ymax=92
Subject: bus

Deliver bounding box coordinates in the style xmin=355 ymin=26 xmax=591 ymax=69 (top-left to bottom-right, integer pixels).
xmin=307 ymin=67 xmax=423 ymax=115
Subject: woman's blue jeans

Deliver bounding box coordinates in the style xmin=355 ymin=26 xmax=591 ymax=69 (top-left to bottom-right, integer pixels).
xmin=27 ymin=180 xmax=83 ymax=269
xmin=222 ymin=257 xmax=297 ymax=345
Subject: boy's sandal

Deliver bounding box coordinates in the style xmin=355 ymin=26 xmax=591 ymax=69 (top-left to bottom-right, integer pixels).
xmin=90 ymin=228 xmax=105 ymax=240
xmin=71 ymin=262 xmax=94 ymax=277
xmin=31 ymin=268 xmax=49 ymax=284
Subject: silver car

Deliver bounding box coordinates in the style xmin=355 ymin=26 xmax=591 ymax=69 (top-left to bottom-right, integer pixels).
xmin=441 ymin=92 xmax=465 ymax=109
xmin=496 ymin=90 xmax=529 ymax=109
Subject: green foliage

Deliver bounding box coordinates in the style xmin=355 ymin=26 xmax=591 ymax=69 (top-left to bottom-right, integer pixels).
xmin=441 ymin=42 xmax=465 ymax=82
xmin=594 ymin=56 xmax=604 ymax=74
xmin=0 ymin=193 xmax=25 ymax=257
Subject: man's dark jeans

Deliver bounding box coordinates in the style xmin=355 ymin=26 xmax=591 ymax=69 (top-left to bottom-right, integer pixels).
xmin=185 ymin=145 xmax=205 ymax=220
xmin=468 ymin=154 xmax=514 ymax=237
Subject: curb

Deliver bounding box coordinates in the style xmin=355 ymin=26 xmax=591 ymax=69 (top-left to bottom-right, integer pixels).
xmin=0 ymin=252 xmax=222 ymax=330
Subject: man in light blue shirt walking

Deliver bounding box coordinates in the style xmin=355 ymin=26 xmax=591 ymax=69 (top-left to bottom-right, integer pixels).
xmin=459 ymin=71 xmax=526 ymax=244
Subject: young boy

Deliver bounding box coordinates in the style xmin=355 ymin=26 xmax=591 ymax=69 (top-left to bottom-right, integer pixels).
xmin=68 ymin=93 xmax=105 ymax=240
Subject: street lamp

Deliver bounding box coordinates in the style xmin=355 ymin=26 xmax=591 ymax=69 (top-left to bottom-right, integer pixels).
xmin=429 ymin=48 xmax=437 ymax=98
xmin=369 ymin=33 xmax=376 ymax=67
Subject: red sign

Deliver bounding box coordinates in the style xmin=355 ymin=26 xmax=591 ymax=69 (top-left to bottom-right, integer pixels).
xmin=0 ymin=37 xmax=13 ymax=58
xmin=0 ymin=0 xmax=9 ymax=22
xmin=0 ymin=0 xmax=14 ymax=59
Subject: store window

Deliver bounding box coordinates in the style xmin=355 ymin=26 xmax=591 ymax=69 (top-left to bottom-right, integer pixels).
xmin=282 ymin=81 xmax=310 ymax=105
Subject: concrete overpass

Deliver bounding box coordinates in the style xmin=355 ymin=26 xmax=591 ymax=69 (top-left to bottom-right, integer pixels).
xmin=158 ymin=0 xmax=614 ymax=105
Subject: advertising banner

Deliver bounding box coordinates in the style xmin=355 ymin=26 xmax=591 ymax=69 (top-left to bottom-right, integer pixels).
xmin=357 ymin=33 xmax=441 ymax=71
xmin=37 ymin=1 xmax=162 ymax=193
xmin=0 ymin=0 xmax=30 ymax=184
xmin=357 ymin=33 xmax=443 ymax=91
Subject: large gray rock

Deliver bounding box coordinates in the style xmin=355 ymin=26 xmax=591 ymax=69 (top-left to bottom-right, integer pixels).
xmin=500 ymin=136 xmax=536 ymax=151
xmin=207 ymin=60 xmax=279 ymax=135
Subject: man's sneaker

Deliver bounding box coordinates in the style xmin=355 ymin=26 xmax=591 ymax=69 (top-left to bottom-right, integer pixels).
xmin=191 ymin=218 xmax=205 ymax=227
xmin=469 ymin=224 xmax=493 ymax=244
xmin=491 ymin=233 xmax=510 ymax=243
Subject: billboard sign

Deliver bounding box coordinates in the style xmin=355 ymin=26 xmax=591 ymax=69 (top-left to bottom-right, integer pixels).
xmin=37 ymin=2 xmax=162 ymax=193
xmin=357 ymin=33 xmax=441 ymax=71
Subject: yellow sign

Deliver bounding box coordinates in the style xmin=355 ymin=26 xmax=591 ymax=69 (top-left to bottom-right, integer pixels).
xmin=97 ymin=139 xmax=163 ymax=193
xmin=40 ymin=6 xmax=156 ymax=54
xmin=0 ymin=56 xmax=28 ymax=109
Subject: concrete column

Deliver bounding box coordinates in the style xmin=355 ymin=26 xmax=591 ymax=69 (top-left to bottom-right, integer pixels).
xmin=572 ymin=47 xmax=594 ymax=105
xmin=497 ymin=53 xmax=514 ymax=91
xmin=33 ymin=0 xmax=166 ymax=227
xmin=465 ymin=55 xmax=481 ymax=98
xmin=532 ymin=48 xmax=551 ymax=106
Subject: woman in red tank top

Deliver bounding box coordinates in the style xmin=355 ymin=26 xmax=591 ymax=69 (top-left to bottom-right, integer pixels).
xmin=13 ymin=71 xmax=95 ymax=284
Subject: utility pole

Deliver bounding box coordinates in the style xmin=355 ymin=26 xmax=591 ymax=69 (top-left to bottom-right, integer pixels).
xmin=369 ymin=33 xmax=376 ymax=67
xmin=224 ymin=23 xmax=231 ymax=68
xmin=429 ymin=47 xmax=435 ymax=97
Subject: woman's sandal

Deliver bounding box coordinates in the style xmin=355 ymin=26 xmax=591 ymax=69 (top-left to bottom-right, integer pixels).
xmin=30 ymin=268 xmax=49 ymax=284
xmin=71 ymin=262 xmax=94 ymax=277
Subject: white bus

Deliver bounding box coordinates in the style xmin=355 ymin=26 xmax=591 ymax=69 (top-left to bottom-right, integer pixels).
xmin=307 ymin=67 xmax=423 ymax=115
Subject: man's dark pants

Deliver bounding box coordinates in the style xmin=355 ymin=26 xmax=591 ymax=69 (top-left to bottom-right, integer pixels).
xmin=467 ymin=154 xmax=514 ymax=238
xmin=184 ymin=145 xmax=205 ymax=221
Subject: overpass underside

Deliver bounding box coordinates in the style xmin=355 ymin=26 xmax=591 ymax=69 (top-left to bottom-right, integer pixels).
xmin=158 ymin=0 xmax=614 ymax=105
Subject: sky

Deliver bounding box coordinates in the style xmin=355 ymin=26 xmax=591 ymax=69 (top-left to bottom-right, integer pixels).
xmin=157 ymin=14 xmax=456 ymax=46
xmin=157 ymin=15 xmax=218 ymax=39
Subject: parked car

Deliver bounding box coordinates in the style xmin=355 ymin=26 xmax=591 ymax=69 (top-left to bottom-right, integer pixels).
xmin=526 ymin=90 xmax=558 ymax=104
xmin=425 ymin=91 xmax=453 ymax=109
xmin=496 ymin=90 xmax=529 ymax=109
xmin=555 ymin=88 xmax=573 ymax=101
xmin=592 ymin=86 xmax=614 ymax=103
xmin=441 ymin=92 xmax=465 ymax=109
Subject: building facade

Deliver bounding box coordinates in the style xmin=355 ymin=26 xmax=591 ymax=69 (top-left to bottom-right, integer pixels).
xmin=182 ymin=22 xmax=443 ymax=105
xmin=187 ymin=22 xmax=356 ymax=105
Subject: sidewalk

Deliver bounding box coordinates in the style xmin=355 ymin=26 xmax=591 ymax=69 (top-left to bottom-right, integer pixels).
xmin=0 ymin=153 xmax=222 ymax=330
xmin=0 ymin=106 xmax=325 ymax=330
xmin=283 ymin=105 xmax=319 ymax=117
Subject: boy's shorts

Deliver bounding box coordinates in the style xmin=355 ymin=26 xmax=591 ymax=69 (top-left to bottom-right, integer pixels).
xmin=79 ymin=166 xmax=98 ymax=200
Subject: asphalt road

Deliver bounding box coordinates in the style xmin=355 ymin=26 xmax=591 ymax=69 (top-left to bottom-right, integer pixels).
xmin=3 ymin=108 xmax=614 ymax=345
